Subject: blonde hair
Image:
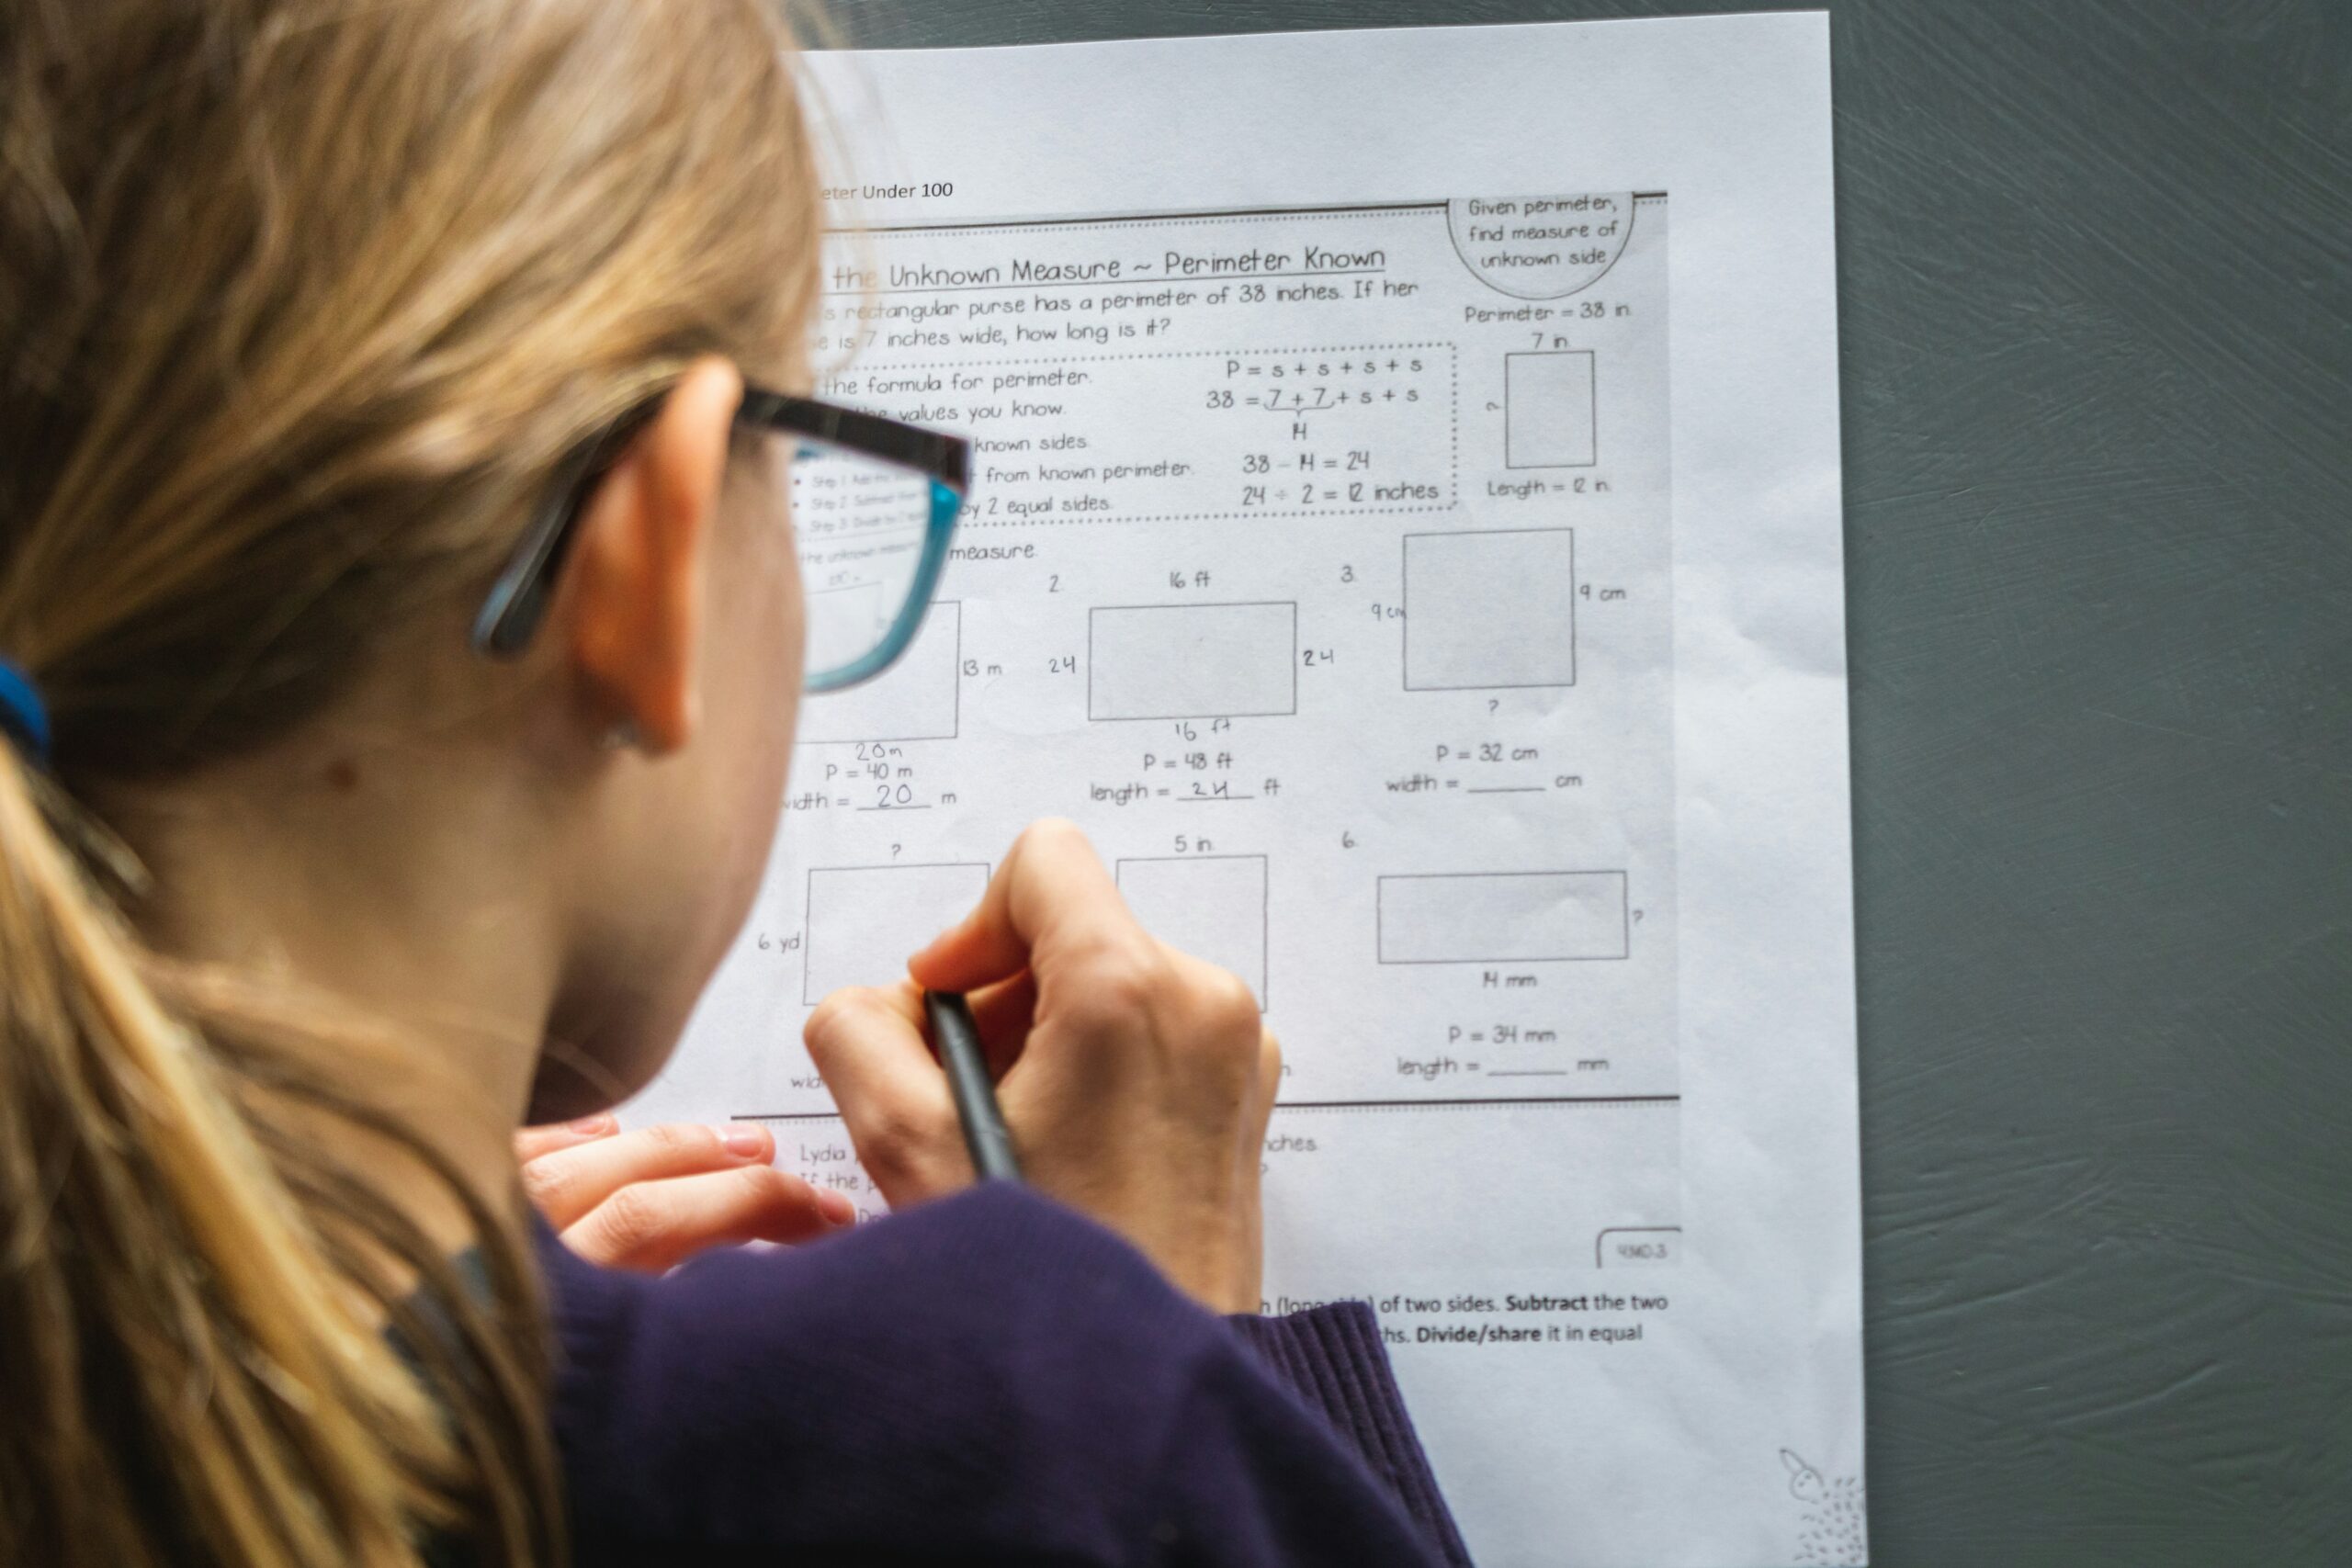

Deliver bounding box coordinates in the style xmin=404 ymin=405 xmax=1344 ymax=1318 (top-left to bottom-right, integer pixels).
xmin=0 ymin=1 xmax=824 ymax=1562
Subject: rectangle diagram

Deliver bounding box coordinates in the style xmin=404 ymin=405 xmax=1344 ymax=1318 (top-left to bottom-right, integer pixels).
xmin=1403 ymin=529 xmax=1576 ymax=690
xmin=797 ymin=602 xmax=961 ymax=744
xmin=1089 ymin=602 xmax=1297 ymax=721
xmin=1377 ymin=871 xmax=1628 ymax=964
xmin=1505 ymin=350 xmax=1596 ymax=468
xmin=1116 ymin=855 xmax=1269 ymax=1010
xmin=804 ymin=861 xmax=989 ymax=1004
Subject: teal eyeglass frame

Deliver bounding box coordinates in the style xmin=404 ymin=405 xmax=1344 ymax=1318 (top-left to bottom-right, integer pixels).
xmin=471 ymin=386 xmax=969 ymax=693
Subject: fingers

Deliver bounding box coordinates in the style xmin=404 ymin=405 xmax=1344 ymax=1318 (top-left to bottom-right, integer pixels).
xmin=1250 ymin=1028 xmax=1283 ymax=1149
xmin=1158 ymin=944 xmax=1268 ymax=1067
xmin=805 ymin=981 xmax=973 ymax=1204
xmin=513 ymin=1112 xmax=619 ymax=1164
xmin=561 ymin=1164 xmax=844 ymax=1273
xmin=908 ymin=818 xmax=1139 ymax=993
xmin=518 ymin=1118 xmax=859 ymax=1274
xmin=520 ymin=1119 xmax=778 ymax=1231
xmin=965 ymin=968 xmax=1039 ymax=1077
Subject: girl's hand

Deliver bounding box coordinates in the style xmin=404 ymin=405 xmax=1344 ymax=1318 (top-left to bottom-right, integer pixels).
xmin=515 ymin=1117 xmax=855 ymax=1272
xmin=804 ymin=819 xmax=1279 ymax=1314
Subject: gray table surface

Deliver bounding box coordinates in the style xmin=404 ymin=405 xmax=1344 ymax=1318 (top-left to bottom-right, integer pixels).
xmin=823 ymin=4 xmax=2352 ymax=1561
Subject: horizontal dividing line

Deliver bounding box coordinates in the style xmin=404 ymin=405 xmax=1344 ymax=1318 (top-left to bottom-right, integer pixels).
xmin=824 ymin=194 xmax=1666 ymax=239
xmin=1277 ymin=1095 xmax=1679 ymax=1111
xmin=869 ymin=343 xmax=1453 ymax=368
xmin=967 ymin=503 xmax=1458 ymax=526
xmin=831 ymin=200 xmax=1451 ymax=236
xmin=823 ymin=268 xmax=1385 ymax=298
xmin=739 ymin=1093 xmax=1679 ymax=1123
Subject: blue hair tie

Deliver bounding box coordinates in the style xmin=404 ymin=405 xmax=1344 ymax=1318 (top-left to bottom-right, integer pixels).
xmin=0 ymin=659 xmax=51 ymax=764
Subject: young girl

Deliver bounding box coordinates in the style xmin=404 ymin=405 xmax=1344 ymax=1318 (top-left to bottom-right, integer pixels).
xmin=0 ymin=3 xmax=1470 ymax=1564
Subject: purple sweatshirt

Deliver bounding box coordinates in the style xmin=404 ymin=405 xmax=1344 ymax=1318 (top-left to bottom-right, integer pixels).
xmin=540 ymin=1181 xmax=1473 ymax=1566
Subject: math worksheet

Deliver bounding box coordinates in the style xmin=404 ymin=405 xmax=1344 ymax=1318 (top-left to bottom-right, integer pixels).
xmin=631 ymin=16 xmax=1862 ymax=1566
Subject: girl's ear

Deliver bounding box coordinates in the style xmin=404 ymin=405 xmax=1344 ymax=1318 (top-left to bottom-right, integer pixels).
xmin=563 ymin=357 xmax=745 ymax=753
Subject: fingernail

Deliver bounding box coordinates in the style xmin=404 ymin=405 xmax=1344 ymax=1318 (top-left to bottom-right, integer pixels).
xmin=817 ymin=1188 xmax=857 ymax=1225
xmin=719 ymin=1123 xmax=769 ymax=1157
xmin=568 ymin=1113 xmax=616 ymax=1135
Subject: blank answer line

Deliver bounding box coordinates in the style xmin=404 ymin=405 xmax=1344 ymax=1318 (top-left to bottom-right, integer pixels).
xmin=1465 ymin=786 xmax=1546 ymax=795
xmin=741 ymin=1093 xmax=1679 ymax=1122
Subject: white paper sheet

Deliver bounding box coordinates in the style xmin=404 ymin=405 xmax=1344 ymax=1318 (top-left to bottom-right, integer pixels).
xmin=628 ymin=16 xmax=1862 ymax=1564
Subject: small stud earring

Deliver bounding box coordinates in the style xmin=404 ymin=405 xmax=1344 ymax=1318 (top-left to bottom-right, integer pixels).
xmin=600 ymin=718 xmax=640 ymax=752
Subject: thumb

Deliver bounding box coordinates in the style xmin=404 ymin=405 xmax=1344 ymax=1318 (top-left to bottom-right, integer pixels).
xmin=910 ymin=818 xmax=1133 ymax=993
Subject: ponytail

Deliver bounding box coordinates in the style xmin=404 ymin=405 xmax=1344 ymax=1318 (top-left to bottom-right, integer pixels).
xmin=0 ymin=747 xmax=529 ymax=1566
xmin=0 ymin=0 xmax=827 ymax=1559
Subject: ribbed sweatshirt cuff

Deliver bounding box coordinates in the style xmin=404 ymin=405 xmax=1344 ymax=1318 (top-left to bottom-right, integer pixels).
xmin=1227 ymin=1303 xmax=1476 ymax=1566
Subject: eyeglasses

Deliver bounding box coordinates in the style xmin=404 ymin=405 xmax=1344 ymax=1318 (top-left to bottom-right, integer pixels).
xmin=471 ymin=386 xmax=969 ymax=693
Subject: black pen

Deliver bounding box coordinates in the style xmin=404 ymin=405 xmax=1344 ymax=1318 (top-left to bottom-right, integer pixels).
xmin=923 ymin=989 xmax=1022 ymax=1182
